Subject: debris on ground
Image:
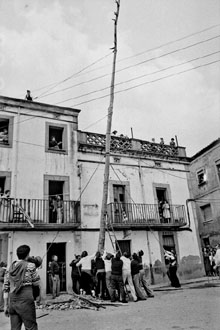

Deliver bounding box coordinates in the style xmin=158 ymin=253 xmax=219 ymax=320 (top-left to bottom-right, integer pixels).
xmin=36 ymin=293 xmax=125 ymax=312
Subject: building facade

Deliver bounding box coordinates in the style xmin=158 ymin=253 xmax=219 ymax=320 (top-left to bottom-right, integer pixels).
xmin=77 ymin=131 xmax=203 ymax=283
xmin=0 ymin=95 xmax=203 ymax=297
xmin=189 ymin=138 xmax=220 ymax=247
xmin=0 ymin=95 xmax=81 ymax=295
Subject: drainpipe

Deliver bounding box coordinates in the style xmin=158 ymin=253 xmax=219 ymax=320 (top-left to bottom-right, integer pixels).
xmin=13 ymin=107 xmax=21 ymax=199
xmin=186 ymin=198 xmax=194 ymax=228
xmin=138 ymin=160 xmax=155 ymax=284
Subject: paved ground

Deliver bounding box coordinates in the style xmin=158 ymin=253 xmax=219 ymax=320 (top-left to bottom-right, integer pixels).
xmin=1 ymin=279 xmax=220 ymax=330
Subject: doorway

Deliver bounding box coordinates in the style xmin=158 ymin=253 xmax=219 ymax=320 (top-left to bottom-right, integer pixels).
xmin=46 ymin=242 xmax=66 ymax=293
xmin=117 ymin=240 xmax=131 ymax=257
xmin=156 ymin=188 xmax=168 ymax=220
xmin=0 ymin=176 xmax=6 ymax=194
xmin=48 ymin=181 xmax=64 ymax=223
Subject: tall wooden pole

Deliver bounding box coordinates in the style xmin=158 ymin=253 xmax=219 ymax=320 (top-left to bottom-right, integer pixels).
xmin=98 ymin=0 xmax=120 ymax=252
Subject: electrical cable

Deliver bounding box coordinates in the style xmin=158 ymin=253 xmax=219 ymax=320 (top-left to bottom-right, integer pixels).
xmin=17 ymin=23 xmax=220 ymax=99
xmin=71 ymin=58 xmax=220 ymax=107
xmin=55 ymin=50 xmax=220 ymax=105
xmin=110 ymin=163 xmax=162 ymax=244
xmin=34 ymin=52 xmax=113 ymax=100
xmin=38 ymin=34 xmax=220 ymax=101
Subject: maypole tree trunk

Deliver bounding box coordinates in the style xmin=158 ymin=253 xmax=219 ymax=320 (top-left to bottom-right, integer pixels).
xmin=98 ymin=0 xmax=121 ymax=252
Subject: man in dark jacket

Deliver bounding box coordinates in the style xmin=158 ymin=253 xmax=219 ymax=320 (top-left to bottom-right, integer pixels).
xmin=69 ymin=255 xmax=81 ymax=294
xmin=110 ymin=251 xmax=127 ymax=303
xmin=50 ymin=255 xmax=60 ymax=299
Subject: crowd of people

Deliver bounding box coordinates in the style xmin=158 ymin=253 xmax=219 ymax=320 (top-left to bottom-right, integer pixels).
xmin=0 ymin=244 xmax=182 ymax=330
xmin=69 ymin=249 xmax=154 ymax=302
xmin=202 ymin=245 xmax=220 ymax=277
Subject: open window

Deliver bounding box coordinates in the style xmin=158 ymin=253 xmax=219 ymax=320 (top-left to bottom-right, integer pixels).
xmin=216 ymin=160 xmax=220 ymax=182
xmin=46 ymin=123 xmax=68 ymax=154
xmin=197 ymin=169 xmax=206 ymax=186
xmin=0 ymin=116 xmax=13 ymax=148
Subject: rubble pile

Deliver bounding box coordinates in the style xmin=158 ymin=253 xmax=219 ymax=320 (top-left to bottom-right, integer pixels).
xmin=36 ymin=293 xmax=123 ymax=312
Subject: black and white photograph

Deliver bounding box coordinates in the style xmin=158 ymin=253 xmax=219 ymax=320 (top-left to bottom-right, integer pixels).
xmin=0 ymin=1 xmax=220 ymax=329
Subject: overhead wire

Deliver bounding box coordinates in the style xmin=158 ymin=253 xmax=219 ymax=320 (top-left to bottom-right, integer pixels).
xmin=34 ymin=52 xmax=113 ymax=100
xmin=70 ymin=58 xmax=220 ymax=107
xmin=110 ymin=163 xmax=162 ymax=244
xmin=39 ymin=34 xmax=220 ymax=101
xmin=55 ymin=50 xmax=220 ymax=105
xmin=50 ymin=23 xmax=220 ymax=83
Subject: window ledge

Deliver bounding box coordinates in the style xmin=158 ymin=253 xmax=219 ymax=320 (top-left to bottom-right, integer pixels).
xmin=46 ymin=148 xmax=67 ymax=155
xmin=0 ymin=142 xmax=12 ymax=148
xmin=203 ymin=219 xmax=213 ymax=224
xmin=198 ymin=181 xmax=207 ymax=187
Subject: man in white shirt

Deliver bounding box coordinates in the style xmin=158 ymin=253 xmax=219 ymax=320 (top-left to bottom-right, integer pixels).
xmin=121 ymin=252 xmax=137 ymax=302
xmin=214 ymin=245 xmax=220 ymax=278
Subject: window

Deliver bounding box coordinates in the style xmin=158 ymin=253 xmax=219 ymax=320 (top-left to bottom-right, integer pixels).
xmin=200 ymin=204 xmax=212 ymax=222
xmin=216 ymin=161 xmax=220 ymax=182
xmin=117 ymin=240 xmax=131 ymax=256
xmin=0 ymin=116 xmax=13 ymax=148
xmin=113 ymin=185 xmax=126 ymax=203
xmin=46 ymin=123 xmax=67 ymax=153
xmin=197 ymin=169 xmax=206 ymax=186
xmin=162 ymin=232 xmax=175 ymax=251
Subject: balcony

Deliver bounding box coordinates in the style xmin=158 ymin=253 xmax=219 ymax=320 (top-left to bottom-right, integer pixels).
xmin=107 ymin=203 xmax=187 ymax=229
xmin=0 ymin=198 xmax=80 ymax=230
xmin=78 ymin=131 xmax=187 ymax=160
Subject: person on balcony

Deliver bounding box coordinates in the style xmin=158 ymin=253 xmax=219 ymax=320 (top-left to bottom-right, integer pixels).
xmin=170 ymin=138 xmax=176 ymax=148
xmin=0 ymin=190 xmax=11 ymax=222
xmin=162 ymin=200 xmax=171 ymax=223
xmin=53 ymin=195 xmax=63 ymax=224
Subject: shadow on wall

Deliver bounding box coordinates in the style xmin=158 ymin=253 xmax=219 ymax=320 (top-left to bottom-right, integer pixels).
xmin=178 ymin=255 xmax=204 ymax=279
xmin=145 ymin=256 xmax=204 ymax=285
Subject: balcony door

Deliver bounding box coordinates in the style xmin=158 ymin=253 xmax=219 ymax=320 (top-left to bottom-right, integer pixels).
xmin=44 ymin=175 xmax=69 ymax=224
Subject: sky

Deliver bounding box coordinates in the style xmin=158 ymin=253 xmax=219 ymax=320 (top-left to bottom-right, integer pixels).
xmin=0 ymin=0 xmax=220 ymax=156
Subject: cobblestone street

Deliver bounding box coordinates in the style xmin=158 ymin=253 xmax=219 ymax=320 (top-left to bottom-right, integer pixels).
xmin=1 ymin=280 xmax=220 ymax=330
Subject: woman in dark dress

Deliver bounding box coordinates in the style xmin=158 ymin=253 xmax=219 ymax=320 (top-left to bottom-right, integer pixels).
xmin=164 ymin=250 xmax=181 ymax=288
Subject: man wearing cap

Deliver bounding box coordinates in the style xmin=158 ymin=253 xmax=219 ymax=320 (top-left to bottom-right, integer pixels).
xmin=3 ymin=244 xmax=40 ymax=330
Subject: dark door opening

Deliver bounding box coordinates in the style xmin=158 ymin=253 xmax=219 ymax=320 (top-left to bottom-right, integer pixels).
xmin=156 ymin=188 xmax=168 ymax=220
xmin=49 ymin=181 xmax=64 ymax=223
xmin=0 ymin=176 xmax=6 ymax=195
xmin=46 ymin=242 xmax=66 ymax=294
xmin=117 ymin=240 xmax=131 ymax=257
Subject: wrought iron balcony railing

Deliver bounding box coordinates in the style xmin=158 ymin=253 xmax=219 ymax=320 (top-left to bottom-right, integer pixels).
xmin=0 ymin=198 xmax=80 ymax=227
xmin=107 ymin=203 xmax=187 ymax=228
